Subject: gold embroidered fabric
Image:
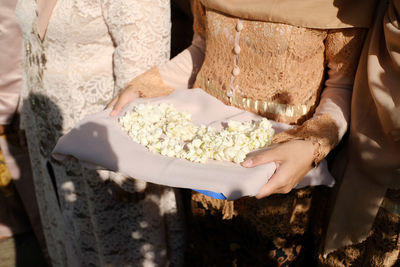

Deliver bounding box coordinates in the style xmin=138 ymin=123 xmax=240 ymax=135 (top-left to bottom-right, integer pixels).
xmin=193 ymin=9 xmax=327 ymax=124
xmin=195 ymin=75 xmax=312 ymax=124
xmin=190 ymin=4 xmax=366 ymax=162
xmin=193 ymin=8 xmax=365 ymax=125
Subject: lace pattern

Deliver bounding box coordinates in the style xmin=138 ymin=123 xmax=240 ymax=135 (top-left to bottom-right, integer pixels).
xmin=193 ymin=8 xmax=328 ymax=124
xmin=325 ymin=28 xmax=366 ymax=79
xmin=15 ymin=0 xmax=185 ymax=266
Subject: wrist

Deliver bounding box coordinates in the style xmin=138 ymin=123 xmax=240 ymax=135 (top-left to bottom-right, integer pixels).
xmin=125 ymin=66 xmax=174 ymax=99
xmin=272 ymin=114 xmax=339 ymax=167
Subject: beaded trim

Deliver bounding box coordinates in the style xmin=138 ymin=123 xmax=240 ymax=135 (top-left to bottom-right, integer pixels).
xmin=197 ymin=75 xmax=310 ymax=117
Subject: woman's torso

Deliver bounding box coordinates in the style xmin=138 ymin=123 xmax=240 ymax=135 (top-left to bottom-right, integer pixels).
xmin=193 ymin=3 xmax=362 ymax=125
xmin=16 ymin=0 xmax=115 ymax=133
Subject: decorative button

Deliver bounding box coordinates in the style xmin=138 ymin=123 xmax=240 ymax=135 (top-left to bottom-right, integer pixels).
xmin=234 ymin=45 xmax=241 ymax=54
xmin=227 ymin=90 xmax=233 ymax=97
xmin=25 ymin=43 xmax=31 ymax=53
xmin=232 ymin=67 xmax=240 ymax=76
xmin=236 ymin=20 xmax=243 ymax=31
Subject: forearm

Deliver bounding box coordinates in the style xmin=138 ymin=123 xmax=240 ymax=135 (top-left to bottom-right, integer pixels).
xmin=314 ymin=70 xmax=352 ymax=140
xmin=159 ymin=34 xmax=205 ymax=89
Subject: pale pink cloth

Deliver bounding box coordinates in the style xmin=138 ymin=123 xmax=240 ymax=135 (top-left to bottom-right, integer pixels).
xmin=0 ymin=0 xmax=22 ymax=125
xmin=53 ymin=88 xmax=334 ymax=200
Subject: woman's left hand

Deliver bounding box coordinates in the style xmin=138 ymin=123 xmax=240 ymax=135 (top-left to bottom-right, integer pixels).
xmin=241 ymin=140 xmax=317 ymax=199
xmin=106 ymin=85 xmax=140 ymax=117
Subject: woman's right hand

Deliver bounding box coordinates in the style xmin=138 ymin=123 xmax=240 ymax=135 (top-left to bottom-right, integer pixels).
xmin=106 ymin=85 xmax=140 ymax=117
xmin=241 ymin=139 xmax=316 ymax=199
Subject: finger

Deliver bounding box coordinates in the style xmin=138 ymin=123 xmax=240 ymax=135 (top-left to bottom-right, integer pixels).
xmin=106 ymin=96 xmax=119 ymax=109
xmin=255 ymin=164 xmax=292 ymax=198
xmin=109 ymin=95 xmax=131 ymax=117
xmin=241 ymin=149 xmax=278 ymax=168
xmin=110 ymin=90 xmax=140 ymax=117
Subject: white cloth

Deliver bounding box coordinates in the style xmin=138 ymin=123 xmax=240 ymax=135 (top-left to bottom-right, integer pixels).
xmin=53 ymin=88 xmax=335 ymax=200
xmin=15 ymin=1 xmax=184 ymax=266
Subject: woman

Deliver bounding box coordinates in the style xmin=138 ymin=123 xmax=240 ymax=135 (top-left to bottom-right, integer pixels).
xmin=321 ymin=0 xmax=400 ymax=265
xmin=15 ymin=0 xmax=184 ymax=266
xmin=108 ymin=0 xmax=377 ymax=265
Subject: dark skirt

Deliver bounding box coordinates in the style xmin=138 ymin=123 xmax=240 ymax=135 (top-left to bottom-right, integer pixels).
xmin=184 ymin=186 xmax=331 ymax=266
xmin=318 ymin=189 xmax=400 ymax=267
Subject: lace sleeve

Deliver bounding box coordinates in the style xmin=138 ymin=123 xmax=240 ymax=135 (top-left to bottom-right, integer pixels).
xmin=101 ymin=0 xmax=171 ymax=96
xmin=272 ymin=28 xmax=366 ymax=166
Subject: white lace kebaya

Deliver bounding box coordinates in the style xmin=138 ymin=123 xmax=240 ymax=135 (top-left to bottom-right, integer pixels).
xmin=119 ymin=103 xmax=275 ymax=163
xmin=15 ymin=0 xmax=181 ymax=266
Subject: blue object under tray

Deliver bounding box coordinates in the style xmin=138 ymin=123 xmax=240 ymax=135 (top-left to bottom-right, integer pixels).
xmin=193 ymin=189 xmax=227 ymax=200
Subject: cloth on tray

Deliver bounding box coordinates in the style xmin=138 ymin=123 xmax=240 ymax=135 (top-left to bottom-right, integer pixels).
xmin=52 ymin=88 xmax=334 ymax=200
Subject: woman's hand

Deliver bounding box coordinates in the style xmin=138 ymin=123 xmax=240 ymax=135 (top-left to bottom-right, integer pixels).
xmin=241 ymin=140 xmax=317 ymax=199
xmin=106 ymin=86 xmax=140 ymax=117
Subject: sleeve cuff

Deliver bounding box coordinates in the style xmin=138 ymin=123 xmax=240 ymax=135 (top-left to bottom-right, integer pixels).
xmin=126 ymin=66 xmax=175 ymax=99
xmin=272 ymin=114 xmax=339 ymax=166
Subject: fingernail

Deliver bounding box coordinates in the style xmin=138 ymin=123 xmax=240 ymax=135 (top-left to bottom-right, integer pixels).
xmin=242 ymin=159 xmax=253 ymax=167
xmin=110 ymin=110 xmax=117 ymax=117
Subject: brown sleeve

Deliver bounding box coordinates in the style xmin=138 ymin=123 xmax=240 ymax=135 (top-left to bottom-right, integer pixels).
xmin=325 ymin=28 xmax=367 ymax=79
xmin=272 ymin=114 xmax=339 ymax=166
xmin=125 ymin=67 xmax=174 ymax=99
xmin=190 ymin=0 xmax=206 ymax=38
xmin=272 ymin=28 xmax=367 ymax=166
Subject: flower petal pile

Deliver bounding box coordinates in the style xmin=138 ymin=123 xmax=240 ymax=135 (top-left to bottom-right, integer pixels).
xmin=118 ymin=103 xmax=274 ymax=164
